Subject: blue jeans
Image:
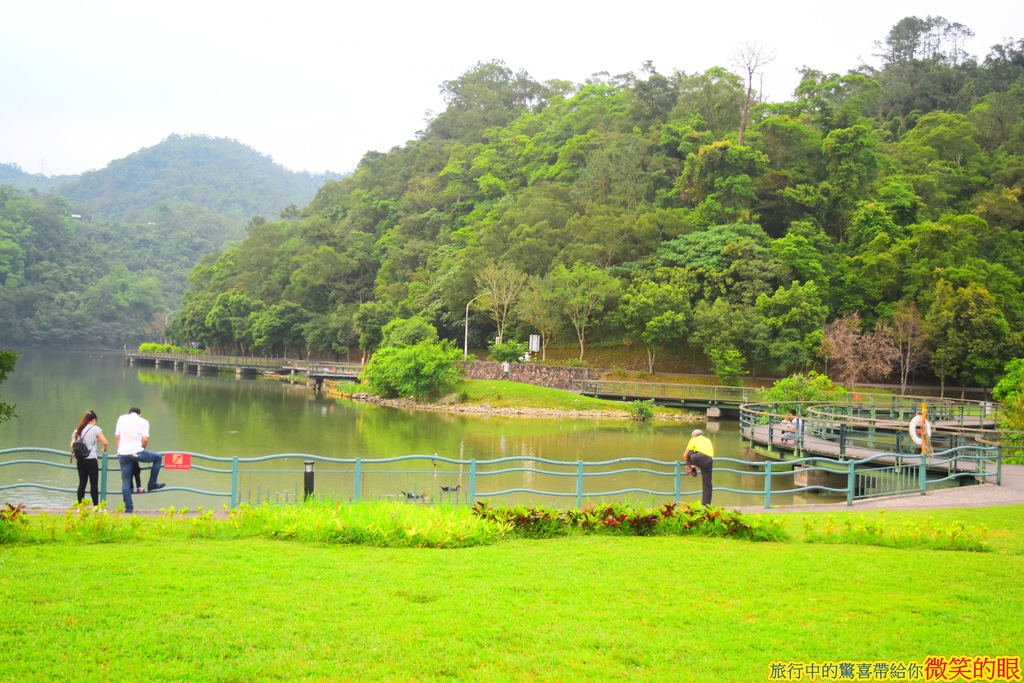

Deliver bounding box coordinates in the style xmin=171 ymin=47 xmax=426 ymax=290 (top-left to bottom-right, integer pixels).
xmin=119 ymin=451 xmax=162 ymax=512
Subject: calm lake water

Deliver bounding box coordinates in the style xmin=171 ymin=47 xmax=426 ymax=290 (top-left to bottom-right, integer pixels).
xmin=0 ymin=349 xmax=810 ymax=509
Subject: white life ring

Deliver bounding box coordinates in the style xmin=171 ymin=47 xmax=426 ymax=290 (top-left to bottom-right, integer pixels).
xmin=908 ymin=415 xmax=932 ymax=446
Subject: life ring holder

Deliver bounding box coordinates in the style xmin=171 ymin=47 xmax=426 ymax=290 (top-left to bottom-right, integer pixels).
xmin=908 ymin=415 xmax=932 ymax=446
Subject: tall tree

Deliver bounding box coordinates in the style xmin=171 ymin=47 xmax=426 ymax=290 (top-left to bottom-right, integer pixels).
xmin=550 ymin=262 xmax=620 ymax=361
xmin=732 ymin=41 xmax=776 ymax=145
xmin=926 ymin=281 xmax=1011 ymax=397
xmin=0 ymin=350 xmax=18 ymax=423
xmin=753 ymin=280 xmax=828 ymax=373
xmin=516 ymin=275 xmax=563 ymax=361
xmin=475 ymin=261 xmax=528 ymax=345
xmin=819 ymin=313 xmax=898 ymax=391
xmin=890 ymin=301 xmax=931 ymax=394
xmin=618 ymin=279 xmax=689 ymax=373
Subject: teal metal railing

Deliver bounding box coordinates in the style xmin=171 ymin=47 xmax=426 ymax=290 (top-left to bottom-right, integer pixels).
xmin=0 ymin=444 xmax=1003 ymax=509
xmin=738 ymin=400 xmax=1016 ymax=459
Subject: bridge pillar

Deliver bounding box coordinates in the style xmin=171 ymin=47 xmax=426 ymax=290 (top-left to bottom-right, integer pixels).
xmin=235 ymin=367 xmax=257 ymax=379
xmin=197 ymin=365 xmax=218 ymax=376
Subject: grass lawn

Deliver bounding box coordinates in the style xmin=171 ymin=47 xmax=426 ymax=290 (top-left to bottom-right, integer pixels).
xmin=330 ymin=377 xmax=684 ymax=417
xmin=1 ymin=506 xmax=1022 ymax=682
xmin=457 ymin=378 xmax=636 ymax=413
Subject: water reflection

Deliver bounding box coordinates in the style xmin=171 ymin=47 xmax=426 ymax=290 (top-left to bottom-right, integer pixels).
xmin=0 ymin=349 xmax=823 ymax=509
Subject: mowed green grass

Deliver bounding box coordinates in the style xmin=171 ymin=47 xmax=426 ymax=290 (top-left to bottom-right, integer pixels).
xmin=1 ymin=506 xmax=1022 ymax=682
xmin=458 ymin=379 xmax=650 ymax=414
xmin=327 ymin=378 xmax=640 ymax=414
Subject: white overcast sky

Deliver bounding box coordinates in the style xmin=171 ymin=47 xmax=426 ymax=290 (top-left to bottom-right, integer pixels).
xmin=2 ymin=0 xmax=1020 ymax=177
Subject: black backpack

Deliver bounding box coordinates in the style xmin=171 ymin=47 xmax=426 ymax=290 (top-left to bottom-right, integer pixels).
xmin=72 ymin=425 xmax=94 ymax=459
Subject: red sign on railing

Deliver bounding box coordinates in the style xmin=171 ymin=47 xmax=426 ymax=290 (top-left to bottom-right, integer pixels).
xmin=164 ymin=453 xmax=192 ymax=470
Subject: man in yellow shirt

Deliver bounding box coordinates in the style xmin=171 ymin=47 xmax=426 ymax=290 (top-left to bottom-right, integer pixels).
xmin=683 ymin=428 xmax=715 ymax=505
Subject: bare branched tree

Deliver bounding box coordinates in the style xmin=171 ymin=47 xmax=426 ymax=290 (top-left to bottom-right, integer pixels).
xmin=516 ymin=275 xmax=563 ymax=360
xmin=820 ymin=313 xmax=898 ymax=391
xmin=891 ymin=301 xmax=932 ymax=394
xmin=475 ymin=260 xmax=528 ymax=345
xmin=731 ymin=41 xmax=776 ymax=145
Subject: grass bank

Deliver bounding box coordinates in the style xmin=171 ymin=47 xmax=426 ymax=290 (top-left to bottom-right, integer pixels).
xmin=329 ymin=378 xmax=688 ymax=419
xmin=1 ymin=505 xmax=1021 ymax=682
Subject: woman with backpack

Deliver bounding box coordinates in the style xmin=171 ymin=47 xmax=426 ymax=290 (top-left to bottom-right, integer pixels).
xmin=71 ymin=410 xmax=109 ymax=506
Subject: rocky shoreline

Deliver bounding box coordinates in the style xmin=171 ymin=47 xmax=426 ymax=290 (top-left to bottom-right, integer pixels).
xmin=340 ymin=392 xmax=698 ymax=421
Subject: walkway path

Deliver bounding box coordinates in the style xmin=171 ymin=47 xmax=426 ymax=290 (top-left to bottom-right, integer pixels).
xmin=26 ymin=465 xmax=1024 ymax=517
xmin=733 ymin=464 xmax=1024 ymax=513
xmin=747 ymin=422 xmax=991 ymax=472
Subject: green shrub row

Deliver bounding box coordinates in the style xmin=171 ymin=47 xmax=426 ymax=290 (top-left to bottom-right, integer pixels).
xmin=800 ymin=511 xmax=989 ymax=551
xmin=0 ymin=500 xmax=992 ymax=552
xmin=137 ymin=343 xmax=204 ymax=355
xmin=471 ymin=500 xmax=787 ymax=541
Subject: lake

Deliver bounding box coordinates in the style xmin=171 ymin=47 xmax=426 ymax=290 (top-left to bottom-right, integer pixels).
xmin=0 ymin=349 xmax=808 ymax=509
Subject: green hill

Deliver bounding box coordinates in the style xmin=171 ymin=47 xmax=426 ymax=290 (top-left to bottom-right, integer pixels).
xmin=0 ymin=163 xmax=75 ymax=195
xmin=170 ymin=22 xmax=1024 ymax=394
xmin=0 ymin=136 xmax=347 ymax=347
xmin=53 ymin=134 xmax=344 ymax=223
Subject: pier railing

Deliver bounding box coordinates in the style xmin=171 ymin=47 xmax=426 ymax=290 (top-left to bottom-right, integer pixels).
xmin=739 ymin=399 xmax=1013 ymax=459
xmin=0 ymin=444 xmax=1003 ymax=510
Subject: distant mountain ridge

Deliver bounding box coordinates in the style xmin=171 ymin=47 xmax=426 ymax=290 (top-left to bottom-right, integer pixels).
xmin=0 ymin=164 xmax=75 ymax=194
xmin=1 ymin=134 xmax=346 ymax=223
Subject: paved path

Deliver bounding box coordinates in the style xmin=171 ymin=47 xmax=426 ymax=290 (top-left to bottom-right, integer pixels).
xmin=732 ymin=464 xmax=1024 ymax=513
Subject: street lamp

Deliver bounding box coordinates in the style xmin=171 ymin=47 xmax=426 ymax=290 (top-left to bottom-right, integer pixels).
xmin=162 ymin=309 xmax=181 ymax=344
xmin=464 ymin=295 xmax=481 ymax=358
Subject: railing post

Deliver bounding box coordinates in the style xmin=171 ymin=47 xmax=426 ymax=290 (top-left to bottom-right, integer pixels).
xmin=100 ymin=451 xmax=109 ymax=505
xmin=354 ymin=458 xmax=362 ymax=502
xmin=997 ymin=445 xmax=1002 ymax=486
xmin=468 ymin=459 xmax=476 ymax=506
xmin=576 ymin=460 xmax=583 ymax=508
xmin=846 ymin=460 xmax=855 ymax=506
xmin=919 ymin=454 xmax=927 ymax=496
xmin=303 ymin=461 xmax=315 ymax=501
xmin=674 ymin=461 xmax=681 ymax=501
xmin=767 ymin=416 xmax=774 ymax=453
xmin=231 ymin=456 xmax=239 ymax=508
xmin=764 ymin=461 xmax=772 ymax=509
xmin=839 ymin=423 xmax=847 ymax=457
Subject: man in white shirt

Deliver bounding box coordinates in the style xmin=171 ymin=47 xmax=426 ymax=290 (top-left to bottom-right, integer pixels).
xmin=114 ymin=407 xmax=165 ymax=513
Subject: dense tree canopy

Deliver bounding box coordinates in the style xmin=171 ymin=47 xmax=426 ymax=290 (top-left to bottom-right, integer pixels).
xmin=165 ymin=29 xmax=1024 ymax=385
xmin=0 ymin=136 xmax=349 ymax=347
xmin=20 ymin=24 xmax=1023 ymax=389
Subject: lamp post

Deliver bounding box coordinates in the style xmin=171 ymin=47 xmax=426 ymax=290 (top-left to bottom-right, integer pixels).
xmin=464 ymin=295 xmax=481 ymax=358
xmin=162 ymin=309 xmax=181 ymax=344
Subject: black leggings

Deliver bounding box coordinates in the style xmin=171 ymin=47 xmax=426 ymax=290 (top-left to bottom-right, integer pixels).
xmin=76 ymin=457 xmax=99 ymax=506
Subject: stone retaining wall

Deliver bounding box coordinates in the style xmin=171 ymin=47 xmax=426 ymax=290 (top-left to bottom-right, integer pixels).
xmin=461 ymin=361 xmax=591 ymax=390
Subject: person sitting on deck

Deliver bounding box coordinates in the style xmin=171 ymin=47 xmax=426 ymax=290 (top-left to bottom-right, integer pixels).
xmin=780 ymin=410 xmax=803 ymax=443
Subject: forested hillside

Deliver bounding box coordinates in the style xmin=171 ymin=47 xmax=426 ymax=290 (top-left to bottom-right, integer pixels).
xmin=0 ymin=186 xmax=247 ymax=345
xmin=0 ymin=164 xmax=74 ymax=194
xmin=52 ymin=135 xmax=343 ymax=224
xmin=168 ymin=19 xmax=1024 ymax=392
xmin=0 ymin=136 xmax=348 ymax=347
